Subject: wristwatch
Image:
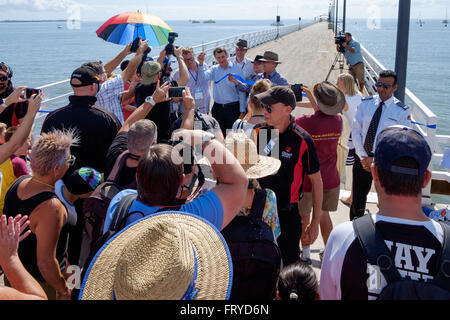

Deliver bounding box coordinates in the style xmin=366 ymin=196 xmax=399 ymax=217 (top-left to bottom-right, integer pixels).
xmin=202 ymin=132 xmax=215 ymax=145
xmin=145 ymin=96 xmax=155 ymax=106
xmin=0 ymin=98 xmax=6 ymax=109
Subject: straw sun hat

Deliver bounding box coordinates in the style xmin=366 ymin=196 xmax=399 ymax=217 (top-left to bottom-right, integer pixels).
xmin=79 ymin=212 xmax=233 ymax=300
xmin=225 ymin=131 xmax=281 ymax=179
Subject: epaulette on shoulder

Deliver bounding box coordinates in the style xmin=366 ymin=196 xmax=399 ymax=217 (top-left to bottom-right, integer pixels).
xmin=395 ymin=100 xmax=409 ymax=110
xmin=362 ymin=96 xmax=374 ymax=101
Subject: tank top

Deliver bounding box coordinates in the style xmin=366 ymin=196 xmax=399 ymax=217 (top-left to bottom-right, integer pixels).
xmin=3 ymin=176 xmax=69 ymax=282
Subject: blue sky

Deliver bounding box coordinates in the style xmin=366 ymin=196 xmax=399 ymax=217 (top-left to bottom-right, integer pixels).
xmin=0 ymin=0 xmax=448 ymax=21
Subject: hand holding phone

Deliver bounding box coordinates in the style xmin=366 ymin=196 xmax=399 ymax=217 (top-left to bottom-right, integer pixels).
xmin=26 ymin=88 xmax=42 ymax=99
xmin=130 ymin=37 xmax=141 ymax=53
xmin=169 ymin=87 xmax=185 ymax=98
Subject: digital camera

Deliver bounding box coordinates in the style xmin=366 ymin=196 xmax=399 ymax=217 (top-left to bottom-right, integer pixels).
xmin=165 ymin=32 xmax=179 ymax=55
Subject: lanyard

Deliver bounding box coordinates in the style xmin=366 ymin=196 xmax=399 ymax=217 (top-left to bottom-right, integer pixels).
xmin=188 ymin=69 xmax=198 ymax=83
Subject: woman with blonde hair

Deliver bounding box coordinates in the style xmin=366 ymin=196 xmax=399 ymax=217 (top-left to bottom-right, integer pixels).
xmin=3 ymin=129 xmax=78 ymax=300
xmin=336 ymin=73 xmax=362 ymax=205
xmin=232 ymin=79 xmax=272 ymax=138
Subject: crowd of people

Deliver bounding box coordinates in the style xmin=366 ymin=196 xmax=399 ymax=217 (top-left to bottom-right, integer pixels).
xmin=0 ymin=34 xmax=448 ymax=301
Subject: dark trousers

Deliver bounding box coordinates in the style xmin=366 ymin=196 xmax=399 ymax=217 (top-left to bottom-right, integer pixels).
xmin=350 ymin=155 xmax=373 ymax=220
xmin=211 ymin=101 xmax=240 ymax=137
xmin=277 ymin=204 xmax=302 ymax=266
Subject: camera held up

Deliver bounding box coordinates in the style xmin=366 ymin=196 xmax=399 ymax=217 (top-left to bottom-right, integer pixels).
xmin=165 ymin=32 xmax=179 ymax=56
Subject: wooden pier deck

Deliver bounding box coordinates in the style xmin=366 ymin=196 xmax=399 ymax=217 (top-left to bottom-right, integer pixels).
xmin=247 ymin=21 xmax=372 ymax=278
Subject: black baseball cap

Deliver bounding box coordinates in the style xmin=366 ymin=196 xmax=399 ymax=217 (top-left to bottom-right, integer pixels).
xmin=70 ymin=66 xmax=101 ymax=88
xmin=255 ymin=86 xmax=296 ymax=109
xmin=374 ymin=126 xmax=431 ymax=175
xmin=251 ymin=55 xmax=264 ymax=63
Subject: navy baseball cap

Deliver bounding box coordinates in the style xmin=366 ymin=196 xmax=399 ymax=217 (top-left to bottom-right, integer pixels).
xmin=374 ymin=126 xmax=432 ymax=175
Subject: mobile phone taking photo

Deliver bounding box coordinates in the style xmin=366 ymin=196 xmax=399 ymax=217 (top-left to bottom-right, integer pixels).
xmin=130 ymin=37 xmax=141 ymax=53
xmin=169 ymin=87 xmax=185 ymax=98
xmin=25 ymin=88 xmax=42 ymax=99
xmin=291 ymin=84 xmax=303 ymax=102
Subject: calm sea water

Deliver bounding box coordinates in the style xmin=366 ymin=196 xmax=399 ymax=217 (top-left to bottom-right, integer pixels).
xmin=0 ymin=18 xmax=449 ymax=202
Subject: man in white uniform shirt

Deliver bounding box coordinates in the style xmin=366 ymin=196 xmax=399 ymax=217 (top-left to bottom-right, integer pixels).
xmin=350 ymin=70 xmax=411 ymax=220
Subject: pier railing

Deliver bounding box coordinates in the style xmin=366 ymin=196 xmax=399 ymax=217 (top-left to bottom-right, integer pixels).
xmin=34 ymin=22 xmax=315 ymax=126
xmin=360 ymin=42 xmax=450 ymax=203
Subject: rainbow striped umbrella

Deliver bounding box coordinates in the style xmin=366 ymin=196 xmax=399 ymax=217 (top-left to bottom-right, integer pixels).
xmin=96 ymin=12 xmax=173 ymax=46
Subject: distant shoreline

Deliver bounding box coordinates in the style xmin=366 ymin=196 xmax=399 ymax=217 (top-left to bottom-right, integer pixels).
xmin=0 ymin=20 xmax=66 ymax=23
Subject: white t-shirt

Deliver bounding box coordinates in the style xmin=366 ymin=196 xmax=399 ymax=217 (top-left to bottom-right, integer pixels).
xmin=343 ymin=93 xmax=362 ymax=127
xmin=319 ymin=213 xmax=444 ymax=300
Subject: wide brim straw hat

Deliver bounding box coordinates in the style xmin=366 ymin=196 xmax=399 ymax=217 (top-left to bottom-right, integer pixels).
xmin=313 ymin=81 xmax=345 ymax=116
xmin=79 ymin=211 xmax=233 ymax=300
xmin=225 ymin=131 xmax=281 ymax=180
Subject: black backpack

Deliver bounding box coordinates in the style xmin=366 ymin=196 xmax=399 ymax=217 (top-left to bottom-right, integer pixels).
xmin=82 ymin=151 xmax=137 ymax=246
xmin=221 ymin=189 xmax=282 ymax=300
xmin=353 ymin=214 xmax=450 ymax=300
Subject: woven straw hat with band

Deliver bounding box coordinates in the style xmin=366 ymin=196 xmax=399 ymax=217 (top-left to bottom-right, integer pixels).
xmin=79 ymin=211 xmax=233 ymax=300
xmin=225 ymin=131 xmax=281 ymax=179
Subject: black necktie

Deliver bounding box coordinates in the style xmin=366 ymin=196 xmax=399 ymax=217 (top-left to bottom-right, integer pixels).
xmin=363 ymin=101 xmax=384 ymax=157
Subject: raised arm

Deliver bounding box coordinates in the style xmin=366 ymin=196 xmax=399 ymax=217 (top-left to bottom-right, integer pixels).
xmin=121 ymin=40 xmax=149 ymax=84
xmin=172 ymin=130 xmax=248 ymax=229
xmin=119 ymin=81 xmax=170 ymax=134
xmin=295 ymin=85 xmax=319 ymax=111
xmin=0 ymin=215 xmax=47 ymax=300
xmin=0 ymin=93 xmax=41 ymax=164
xmin=104 ymin=42 xmax=132 ymax=76
xmin=173 ymin=47 xmax=189 ymax=87
xmin=180 ymin=88 xmax=195 ymax=130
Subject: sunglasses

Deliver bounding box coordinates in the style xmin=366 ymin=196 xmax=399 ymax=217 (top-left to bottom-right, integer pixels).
xmin=66 ymin=155 xmax=76 ymax=166
xmin=262 ymin=103 xmax=284 ymax=113
xmin=0 ymin=75 xmax=8 ymax=81
xmin=375 ymin=81 xmax=393 ymax=89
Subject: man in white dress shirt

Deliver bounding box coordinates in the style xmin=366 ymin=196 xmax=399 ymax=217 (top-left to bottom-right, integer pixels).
xmin=350 ymin=70 xmax=411 ymax=220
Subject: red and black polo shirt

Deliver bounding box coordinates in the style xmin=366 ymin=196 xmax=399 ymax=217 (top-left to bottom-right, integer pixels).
xmin=254 ymin=117 xmax=320 ymax=209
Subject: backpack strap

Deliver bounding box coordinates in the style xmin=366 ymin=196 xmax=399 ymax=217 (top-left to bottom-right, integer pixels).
xmin=352 ymin=214 xmax=403 ymax=284
xmin=434 ymin=222 xmax=450 ymax=290
xmin=248 ymin=189 xmax=267 ymax=220
xmin=108 ymin=194 xmax=137 ymax=232
xmin=107 ymin=151 xmax=131 ymax=183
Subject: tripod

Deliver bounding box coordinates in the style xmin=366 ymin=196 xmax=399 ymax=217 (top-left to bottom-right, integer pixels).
xmin=325 ymin=51 xmax=346 ymax=82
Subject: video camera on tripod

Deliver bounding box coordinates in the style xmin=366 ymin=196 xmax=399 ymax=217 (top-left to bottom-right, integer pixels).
xmin=335 ymin=32 xmax=346 ymax=53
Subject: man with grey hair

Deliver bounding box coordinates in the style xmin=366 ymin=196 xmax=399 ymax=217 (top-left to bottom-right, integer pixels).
xmin=105 ymin=81 xmax=169 ymax=188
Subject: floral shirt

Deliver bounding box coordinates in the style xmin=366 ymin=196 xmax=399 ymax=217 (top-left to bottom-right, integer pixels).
xmin=238 ymin=189 xmax=281 ymax=240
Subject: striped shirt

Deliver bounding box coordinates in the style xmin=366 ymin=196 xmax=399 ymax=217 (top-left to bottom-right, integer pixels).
xmin=96 ymin=74 xmax=125 ymax=124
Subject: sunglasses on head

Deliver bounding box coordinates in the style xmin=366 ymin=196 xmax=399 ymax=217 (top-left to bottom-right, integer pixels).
xmin=375 ymin=81 xmax=392 ymax=89
xmin=66 ymin=155 xmax=76 ymax=166
xmin=0 ymin=75 xmax=8 ymax=81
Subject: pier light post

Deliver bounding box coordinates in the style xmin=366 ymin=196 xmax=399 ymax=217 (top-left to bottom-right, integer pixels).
xmin=335 ymin=0 xmax=339 ymax=34
xmin=342 ymin=0 xmax=346 ymax=33
xmin=394 ymin=0 xmax=411 ymax=102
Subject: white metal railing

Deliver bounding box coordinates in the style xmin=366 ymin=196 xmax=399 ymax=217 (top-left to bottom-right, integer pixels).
xmin=359 ymin=42 xmax=450 ymax=203
xmin=33 ymin=22 xmax=315 ymax=126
